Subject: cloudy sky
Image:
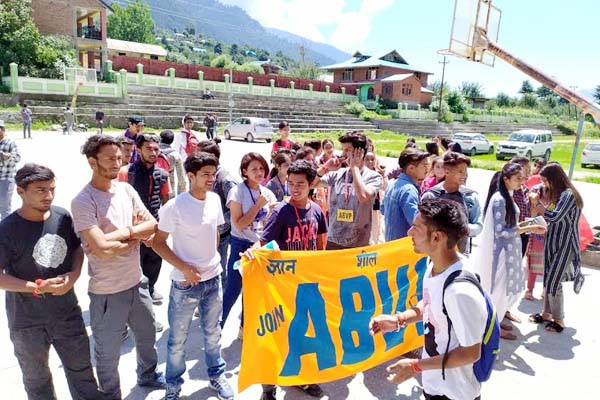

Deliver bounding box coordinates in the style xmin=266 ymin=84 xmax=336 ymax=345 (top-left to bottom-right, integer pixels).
xmin=219 ymin=0 xmax=599 ymax=98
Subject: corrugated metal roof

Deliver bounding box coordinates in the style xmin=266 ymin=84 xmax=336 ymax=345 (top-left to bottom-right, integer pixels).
xmin=321 ymin=50 xmax=432 ymax=74
xmin=107 ymin=38 xmax=167 ymax=57
xmin=381 ymin=73 xmax=413 ymax=82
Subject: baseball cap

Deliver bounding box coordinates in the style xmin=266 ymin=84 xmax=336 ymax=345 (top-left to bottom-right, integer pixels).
xmin=128 ymin=116 xmax=144 ymax=125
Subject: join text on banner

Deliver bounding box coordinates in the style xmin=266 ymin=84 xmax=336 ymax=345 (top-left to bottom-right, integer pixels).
xmin=238 ymin=238 xmax=428 ymax=391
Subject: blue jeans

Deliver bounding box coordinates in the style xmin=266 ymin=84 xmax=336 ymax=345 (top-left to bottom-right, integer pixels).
xmin=221 ymin=235 xmax=252 ymax=328
xmin=0 ymin=179 xmax=15 ymax=221
xmin=166 ymin=277 xmax=226 ymax=388
xmin=218 ymin=233 xmax=230 ymax=288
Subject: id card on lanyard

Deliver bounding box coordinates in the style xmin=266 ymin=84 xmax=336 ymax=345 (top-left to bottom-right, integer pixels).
xmin=245 ymin=182 xmax=267 ymax=230
xmin=291 ymin=200 xmax=310 ymax=251
xmin=337 ymin=171 xmax=354 ymax=223
xmin=277 ymin=176 xmax=290 ymax=202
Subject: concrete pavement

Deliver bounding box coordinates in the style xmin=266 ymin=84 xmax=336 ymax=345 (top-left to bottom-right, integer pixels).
xmin=0 ymin=129 xmax=597 ymax=400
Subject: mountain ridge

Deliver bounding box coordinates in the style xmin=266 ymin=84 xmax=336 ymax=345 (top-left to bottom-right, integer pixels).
xmin=108 ymin=0 xmax=348 ymax=66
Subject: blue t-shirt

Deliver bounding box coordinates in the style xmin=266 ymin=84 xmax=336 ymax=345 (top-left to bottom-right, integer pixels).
xmin=261 ymin=201 xmax=328 ymax=251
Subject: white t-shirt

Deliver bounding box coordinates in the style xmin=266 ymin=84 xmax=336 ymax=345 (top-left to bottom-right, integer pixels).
xmin=226 ymin=183 xmax=276 ymax=243
xmin=421 ymin=259 xmax=487 ymax=400
xmin=172 ymin=129 xmax=199 ymax=162
xmin=158 ymin=192 xmax=224 ymax=282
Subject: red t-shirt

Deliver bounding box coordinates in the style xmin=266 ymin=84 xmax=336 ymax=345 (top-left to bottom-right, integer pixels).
xmin=271 ymin=138 xmax=294 ymax=154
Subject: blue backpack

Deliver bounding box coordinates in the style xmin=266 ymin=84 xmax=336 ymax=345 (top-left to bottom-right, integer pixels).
xmin=441 ymin=270 xmax=500 ymax=382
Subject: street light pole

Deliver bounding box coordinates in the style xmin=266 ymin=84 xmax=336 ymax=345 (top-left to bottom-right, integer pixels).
xmin=437 ymin=56 xmax=449 ymax=122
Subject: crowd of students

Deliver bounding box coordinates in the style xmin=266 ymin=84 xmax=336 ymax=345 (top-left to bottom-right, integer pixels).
xmin=0 ymin=116 xmax=586 ymax=400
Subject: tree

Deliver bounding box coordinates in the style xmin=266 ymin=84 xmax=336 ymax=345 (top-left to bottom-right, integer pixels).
xmin=459 ymin=81 xmax=484 ymax=98
xmin=107 ymin=0 xmax=156 ymax=44
xmin=495 ymin=92 xmax=512 ymax=107
xmin=210 ymin=54 xmax=234 ymax=69
xmin=536 ymin=85 xmax=553 ymax=98
xmin=519 ymin=80 xmax=534 ymax=94
xmin=214 ymin=43 xmax=222 ymax=54
xmin=519 ymin=93 xmax=538 ymax=108
xmin=229 ymin=44 xmax=238 ymax=56
xmin=185 ymin=23 xmax=195 ymax=36
xmin=594 ymin=85 xmax=600 ymax=103
xmin=289 ymin=63 xmax=321 ymax=79
xmin=427 ymin=80 xmax=449 ymax=98
xmin=0 ymin=1 xmax=76 ymax=78
xmin=445 ymin=90 xmax=467 ymax=114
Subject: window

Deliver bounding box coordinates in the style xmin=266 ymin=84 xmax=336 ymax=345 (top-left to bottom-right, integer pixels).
xmin=383 ymin=83 xmax=393 ymax=95
xmin=367 ymin=67 xmax=377 ymax=80
xmin=401 ymin=83 xmax=413 ymax=96
xmin=118 ymin=52 xmax=127 ymax=56
xmin=150 ymin=55 xmax=159 ymax=60
xmin=342 ymin=69 xmax=353 ymax=81
xmin=415 ymin=72 xmax=422 ymax=80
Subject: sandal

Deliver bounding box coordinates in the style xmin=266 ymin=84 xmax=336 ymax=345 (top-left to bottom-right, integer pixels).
xmin=500 ymin=322 xmax=513 ymax=331
xmin=524 ymin=291 xmax=535 ymax=301
xmin=529 ymin=313 xmax=552 ymax=324
xmin=504 ymin=311 xmax=521 ymax=323
xmin=500 ymin=329 xmax=517 ymax=340
xmin=545 ymin=321 xmax=564 ymax=333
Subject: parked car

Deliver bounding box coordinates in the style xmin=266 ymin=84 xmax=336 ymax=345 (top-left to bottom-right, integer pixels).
xmin=495 ymin=129 xmax=553 ymax=160
xmin=223 ymin=117 xmax=274 ymax=143
xmin=451 ymin=132 xmax=494 ymax=156
xmin=581 ymin=142 xmax=600 ymax=168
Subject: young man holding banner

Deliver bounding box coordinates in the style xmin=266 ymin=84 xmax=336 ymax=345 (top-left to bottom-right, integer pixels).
xmin=246 ymin=159 xmax=328 ymax=400
xmin=370 ymin=199 xmax=488 ymax=400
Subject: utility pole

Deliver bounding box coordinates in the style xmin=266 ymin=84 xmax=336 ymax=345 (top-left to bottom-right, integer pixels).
xmin=299 ymin=42 xmax=306 ymax=65
xmin=228 ymin=66 xmax=234 ymax=124
xmin=437 ymin=56 xmax=449 ymax=122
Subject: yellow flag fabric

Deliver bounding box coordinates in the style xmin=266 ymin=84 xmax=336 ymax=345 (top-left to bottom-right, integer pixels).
xmin=238 ymin=238 xmax=428 ymax=392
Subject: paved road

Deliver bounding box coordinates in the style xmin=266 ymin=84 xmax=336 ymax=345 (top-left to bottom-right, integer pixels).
xmin=0 ymin=129 xmax=597 ymax=400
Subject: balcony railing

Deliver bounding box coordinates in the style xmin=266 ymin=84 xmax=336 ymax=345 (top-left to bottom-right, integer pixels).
xmin=77 ymin=26 xmax=102 ymax=40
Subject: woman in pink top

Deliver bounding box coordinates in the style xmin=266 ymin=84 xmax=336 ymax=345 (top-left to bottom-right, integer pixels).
xmin=420 ymin=156 xmax=445 ymax=193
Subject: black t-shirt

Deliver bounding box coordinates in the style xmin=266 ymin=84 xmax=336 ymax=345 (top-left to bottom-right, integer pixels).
xmin=0 ymin=206 xmax=82 ymax=330
xmin=260 ymin=201 xmax=328 ymax=251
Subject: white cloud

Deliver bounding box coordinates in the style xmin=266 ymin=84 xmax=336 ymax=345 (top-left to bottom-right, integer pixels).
xmin=219 ymin=0 xmax=393 ymax=52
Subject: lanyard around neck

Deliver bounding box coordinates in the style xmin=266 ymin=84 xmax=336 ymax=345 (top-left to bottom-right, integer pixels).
xmin=290 ymin=198 xmax=311 ymax=251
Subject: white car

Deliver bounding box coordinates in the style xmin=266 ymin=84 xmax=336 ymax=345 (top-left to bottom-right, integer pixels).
xmin=223 ymin=117 xmax=274 ymax=143
xmin=581 ymin=142 xmax=600 ymax=168
xmin=451 ymin=132 xmax=494 ymax=156
xmin=496 ymin=129 xmax=553 ymax=160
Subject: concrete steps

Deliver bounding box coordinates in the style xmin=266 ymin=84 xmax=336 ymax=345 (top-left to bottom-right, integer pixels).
xmin=23 ymin=85 xmax=379 ymax=133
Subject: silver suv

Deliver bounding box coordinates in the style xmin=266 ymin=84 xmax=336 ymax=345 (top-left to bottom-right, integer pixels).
xmin=496 ymin=129 xmax=553 ymax=160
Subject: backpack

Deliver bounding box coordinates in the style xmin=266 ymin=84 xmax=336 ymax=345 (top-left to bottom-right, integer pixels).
xmin=156 ymin=152 xmax=171 ymax=173
xmin=184 ymin=130 xmax=199 ymax=156
xmin=441 ymin=269 xmax=500 ymax=383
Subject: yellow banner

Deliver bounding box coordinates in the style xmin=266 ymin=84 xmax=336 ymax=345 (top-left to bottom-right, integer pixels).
xmin=238 ymin=238 xmax=428 ymax=391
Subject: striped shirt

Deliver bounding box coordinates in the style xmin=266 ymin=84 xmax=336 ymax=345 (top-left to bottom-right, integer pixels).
xmin=0 ymin=137 xmax=21 ymax=181
xmin=543 ymin=189 xmax=581 ymax=295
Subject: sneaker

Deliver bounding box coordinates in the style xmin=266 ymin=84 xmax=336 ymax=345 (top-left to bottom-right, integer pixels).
xmin=260 ymin=387 xmax=276 ymax=400
xmin=155 ymin=321 xmax=164 ymax=333
xmin=138 ymin=372 xmax=167 ymax=389
xmin=209 ymin=376 xmax=234 ymax=400
xmin=164 ymin=385 xmax=181 ymax=400
xmin=151 ymin=290 xmax=164 ymax=304
xmin=295 ymin=384 xmax=324 ymax=398
xmin=121 ymin=328 xmax=130 ymax=342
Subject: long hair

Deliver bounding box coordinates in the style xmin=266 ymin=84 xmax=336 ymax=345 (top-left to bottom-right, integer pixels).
xmin=484 ymin=163 xmax=522 ymax=227
xmin=269 ymin=152 xmax=292 ymax=179
xmin=540 ymin=163 xmax=584 ymax=209
xmin=483 ymin=171 xmax=501 ymax=216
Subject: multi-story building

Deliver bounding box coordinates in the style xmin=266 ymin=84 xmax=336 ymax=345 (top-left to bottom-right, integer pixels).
xmin=321 ymin=50 xmax=433 ymax=107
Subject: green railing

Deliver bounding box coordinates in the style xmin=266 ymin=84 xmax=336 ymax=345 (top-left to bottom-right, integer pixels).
xmin=388 ymin=105 xmax=550 ymax=124
xmin=3 ymin=63 xmax=121 ymax=98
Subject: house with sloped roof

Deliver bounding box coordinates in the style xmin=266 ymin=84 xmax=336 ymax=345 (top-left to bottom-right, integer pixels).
xmin=321 ymin=50 xmax=433 ymax=107
xmin=107 ymin=39 xmax=167 ymax=60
